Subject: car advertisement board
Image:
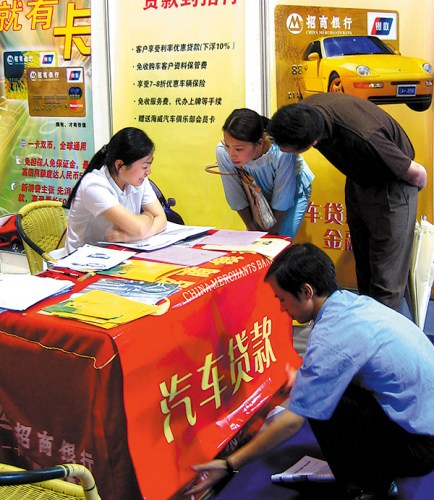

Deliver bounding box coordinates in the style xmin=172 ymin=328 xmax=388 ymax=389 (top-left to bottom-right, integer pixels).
xmin=272 ymin=4 xmax=433 ymax=288
xmin=274 ymin=6 xmax=431 ymax=112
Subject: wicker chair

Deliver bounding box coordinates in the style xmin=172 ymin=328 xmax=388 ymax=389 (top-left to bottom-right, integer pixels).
xmin=16 ymin=201 xmax=67 ymax=275
xmin=0 ymin=463 xmax=100 ymax=499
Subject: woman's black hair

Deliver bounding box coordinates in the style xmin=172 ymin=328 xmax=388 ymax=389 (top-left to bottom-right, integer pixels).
xmin=265 ymin=243 xmax=338 ymax=299
xmin=64 ymin=127 xmax=154 ymax=208
xmin=222 ymin=108 xmax=270 ymax=144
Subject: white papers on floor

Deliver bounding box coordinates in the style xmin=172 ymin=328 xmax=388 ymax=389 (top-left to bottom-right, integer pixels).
xmin=54 ymin=244 xmax=136 ymax=271
xmin=106 ymin=222 xmax=214 ymax=251
xmin=271 ymin=455 xmax=335 ymax=483
xmin=0 ymin=274 xmax=74 ymax=311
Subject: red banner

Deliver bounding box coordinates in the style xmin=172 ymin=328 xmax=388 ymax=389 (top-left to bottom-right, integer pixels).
xmin=0 ymin=251 xmax=301 ymax=499
xmin=115 ymin=252 xmax=300 ymax=498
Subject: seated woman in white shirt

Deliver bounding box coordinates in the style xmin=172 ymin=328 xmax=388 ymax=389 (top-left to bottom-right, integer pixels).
xmin=65 ymin=127 xmax=167 ymax=253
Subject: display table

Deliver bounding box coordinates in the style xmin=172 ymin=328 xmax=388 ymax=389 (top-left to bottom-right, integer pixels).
xmin=0 ymin=249 xmax=301 ymax=499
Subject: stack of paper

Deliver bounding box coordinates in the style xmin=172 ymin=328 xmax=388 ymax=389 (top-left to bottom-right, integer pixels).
xmin=0 ymin=274 xmax=73 ymax=311
xmin=202 ymin=237 xmax=291 ymax=260
xmin=54 ymin=244 xmax=136 ymax=272
xmin=201 ymin=229 xmax=267 ymax=246
xmin=81 ymin=278 xmax=180 ymax=305
xmin=99 ymin=259 xmax=185 ymax=282
xmin=41 ymin=289 xmax=169 ymax=328
xmin=104 ymin=221 xmax=214 ymax=251
xmin=136 ymin=246 xmax=226 ymax=266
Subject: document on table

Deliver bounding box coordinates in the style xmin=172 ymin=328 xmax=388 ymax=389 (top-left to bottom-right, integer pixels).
xmin=200 ymin=229 xmax=266 ymax=246
xmin=271 ymin=456 xmax=335 ymax=483
xmin=101 ymin=222 xmax=214 ymax=252
xmin=99 ymin=258 xmax=185 ymax=282
xmin=0 ymin=274 xmax=74 ymax=311
xmin=41 ymin=289 xmax=169 ymax=329
xmin=80 ymin=278 xmax=180 ymax=305
xmin=135 ymin=246 xmax=226 ymax=266
xmin=54 ymin=244 xmax=136 ymax=271
xmin=202 ymin=237 xmax=291 ymax=260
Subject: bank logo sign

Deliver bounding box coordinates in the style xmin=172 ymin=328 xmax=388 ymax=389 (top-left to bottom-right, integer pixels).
xmin=286 ymin=13 xmax=303 ymax=35
xmin=367 ymin=12 xmax=397 ymax=39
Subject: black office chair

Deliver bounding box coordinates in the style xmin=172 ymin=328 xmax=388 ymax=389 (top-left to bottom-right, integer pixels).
xmin=149 ymin=179 xmax=185 ymax=225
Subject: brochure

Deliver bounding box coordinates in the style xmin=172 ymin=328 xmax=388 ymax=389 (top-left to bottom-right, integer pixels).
xmin=106 ymin=222 xmax=214 ymax=251
xmin=200 ymin=229 xmax=266 ymax=246
xmin=81 ymin=277 xmax=180 ymax=305
xmin=41 ymin=289 xmax=169 ymax=329
xmin=136 ymin=246 xmax=226 ymax=266
xmin=99 ymin=259 xmax=184 ymax=282
xmin=271 ymin=456 xmax=335 ymax=483
xmin=202 ymin=237 xmax=291 ymax=260
xmin=54 ymin=244 xmax=136 ymax=272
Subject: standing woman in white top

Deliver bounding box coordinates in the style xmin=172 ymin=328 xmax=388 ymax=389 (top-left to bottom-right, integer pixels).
xmin=216 ymin=108 xmax=314 ymax=239
xmin=65 ymin=127 xmax=167 ymax=253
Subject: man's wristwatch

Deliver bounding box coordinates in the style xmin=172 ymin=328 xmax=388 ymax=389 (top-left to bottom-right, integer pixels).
xmin=225 ymin=457 xmax=239 ymax=474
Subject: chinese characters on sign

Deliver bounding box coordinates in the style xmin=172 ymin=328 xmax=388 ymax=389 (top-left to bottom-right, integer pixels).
xmin=303 ymin=14 xmax=353 ymax=34
xmin=133 ymin=42 xmax=234 ymax=125
xmin=0 ymin=416 xmax=95 ymax=476
xmin=273 ymin=5 xmax=392 ymax=282
xmin=160 ymin=315 xmax=276 ymax=444
xmin=0 ymin=0 xmax=93 ymax=214
xmin=154 ymin=255 xmax=281 ymax=444
xmin=142 ymin=0 xmax=238 ymax=10
xmin=305 ymin=200 xmax=352 ymax=251
xmin=109 ymin=0 xmax=245 ymax=230
xmin=0 ymin=1 xmax=91 ymax=62
xmin=17 ymin=136 xmax=88 ymax=205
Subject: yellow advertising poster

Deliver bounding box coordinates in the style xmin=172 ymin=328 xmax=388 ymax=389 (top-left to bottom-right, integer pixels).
xmin=271 ymin=3 xmax=433 ymax=288
xmin=0 ymin=1 xmax=94 ymax=218
xmin=108 ymin=0 xmax=245 ymax=229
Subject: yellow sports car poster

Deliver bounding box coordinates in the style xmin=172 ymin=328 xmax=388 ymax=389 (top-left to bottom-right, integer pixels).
xmin=273 ymin=4 xmax=433 ymax=288
xmin=275 ymin=6 xmax=432 ymax=111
